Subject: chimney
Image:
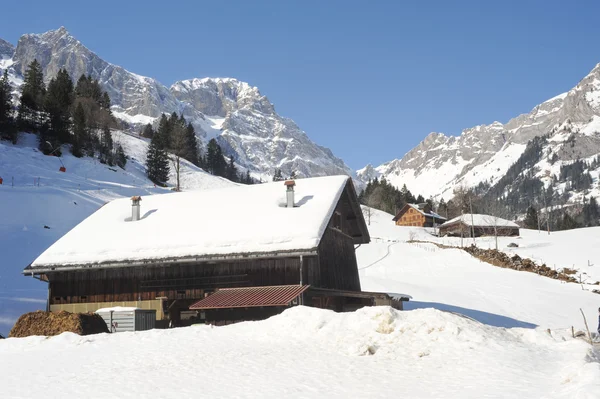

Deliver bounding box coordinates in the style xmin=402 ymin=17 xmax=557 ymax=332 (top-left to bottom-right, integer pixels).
xmin=131 ymin=196 xmax=142 ymax=221
xmin=284 ymin=180 xmax=295 ymax=208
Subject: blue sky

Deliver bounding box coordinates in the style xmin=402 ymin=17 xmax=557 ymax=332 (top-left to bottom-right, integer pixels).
xmin=2 ymin=0 xmax=600 ymax=169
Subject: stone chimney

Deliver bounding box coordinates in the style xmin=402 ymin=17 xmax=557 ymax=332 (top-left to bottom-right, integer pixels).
xmin=284 ymin=180 xmax=295 ymax=208
xmin=131 ymin=196 xmax=142 ymax=221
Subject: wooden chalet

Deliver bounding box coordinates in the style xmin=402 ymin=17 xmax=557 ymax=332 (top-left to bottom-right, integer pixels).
xmin=392 ymin=203 xmax=446 ymax=227
xmin=438 ymin=214 xmax=520 ymax=237
xmin=24 ymin=176 xmax=406 ymax=327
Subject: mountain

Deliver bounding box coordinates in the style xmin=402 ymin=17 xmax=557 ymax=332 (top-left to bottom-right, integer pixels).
xmin=0 ymin=38 xmax=14 ymax=59
xmin=6 ymin=27 xmax=353 ymax=180
xmin=358 ymin=64 xmax=600 ymax=202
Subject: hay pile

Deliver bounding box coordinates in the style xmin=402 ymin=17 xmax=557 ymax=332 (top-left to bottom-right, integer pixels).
xmin=8 ymin=311 xmax=109 ymax=338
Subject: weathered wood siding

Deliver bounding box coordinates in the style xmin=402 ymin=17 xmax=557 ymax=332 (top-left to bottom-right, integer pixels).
xmin=48 ymin=256 xmax=319 ymax=305
xmin=439 ymin=222 xmax=520 ymax=237
xmin=317 ymin=226 xmax=361 ymax=291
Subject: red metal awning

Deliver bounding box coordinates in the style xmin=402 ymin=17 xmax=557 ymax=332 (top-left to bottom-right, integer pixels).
xmin=189 ymin=285 xmax=310 ymax=310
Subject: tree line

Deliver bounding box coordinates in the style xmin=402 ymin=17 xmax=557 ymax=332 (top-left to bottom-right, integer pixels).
xmin=0 ymin=59 xmax=126 ymax=168
xmin=358 ymin=177 xmax=429 ymax=215
xmin=143 ymin=115 xmax=257 ymax=189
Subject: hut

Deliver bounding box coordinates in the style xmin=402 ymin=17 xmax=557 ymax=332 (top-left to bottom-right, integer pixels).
xmin=392 ymin=203 xmax=446 ymax=227
xmin=24 ymin=176 xmax=406 ymax=326
xmin=439 ymin=214 xmax=520 ymax=237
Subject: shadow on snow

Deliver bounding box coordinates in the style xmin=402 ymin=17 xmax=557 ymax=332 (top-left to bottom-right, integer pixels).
xmin=405 ymin=301 xmax=537 ymax=329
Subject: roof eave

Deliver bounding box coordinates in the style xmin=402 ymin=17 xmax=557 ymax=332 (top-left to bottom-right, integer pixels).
xmin=24 ymin=248 xmax=319 ymax=275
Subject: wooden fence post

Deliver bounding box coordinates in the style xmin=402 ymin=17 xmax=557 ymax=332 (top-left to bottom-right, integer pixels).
xmin=579 ymin=308 xmax=593 ymax=345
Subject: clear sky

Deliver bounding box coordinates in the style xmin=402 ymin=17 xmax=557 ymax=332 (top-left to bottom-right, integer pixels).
xmin=2 ymin=0 xmax=600 ymax=170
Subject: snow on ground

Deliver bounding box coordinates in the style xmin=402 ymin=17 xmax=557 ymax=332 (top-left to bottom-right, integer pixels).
xmin=2 ymin=136 xmax=600 ymax=396
xmin=0 ymin=133 xmax=234 ymax=334
xmin=110 ymin=110 xmax=157 ymax=126
xmin=196 ymin=114 xmax=225 ymax=141
xmin=358 ymin=207 xmax=600 ymax=331
xmin=1 ymin=306 xmax=599 ymax=398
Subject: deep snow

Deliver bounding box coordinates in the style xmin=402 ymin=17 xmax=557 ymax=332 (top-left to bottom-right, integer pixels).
xmin=0 ymin=133 xmax=234 ymax=332
xmin=358 ymin=207 xmax=600 ymax=330
xmin=2 ymin=136 xmax=600 ymax=397
xmin=1 ymin=306 xmax=599 ymax=398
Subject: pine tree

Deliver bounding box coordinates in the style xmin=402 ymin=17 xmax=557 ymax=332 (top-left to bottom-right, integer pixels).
xmin=524 ymin=206 xmax=538 ymax=229
xmin=100 ymin=124 xmax=114 ymax=165
xmin=146 ymin=132 xmax=169 ymax=185
xmin=156 ymin=114 xmax=170 ymax=148
xmin=289 ymin=170 xmax=297 ymax=180
xmin=18 ymin=59 xmax=46 ymax=133
xmin=115 ymin=144 xmax=127 ymax=169
xmin=206 ymin=138 xmax=226 ymax=176
xmin=244 ymin=170 xmax=252 ymax=184
xmin=272 ymin=168 xmax=284 ymax=181
xmin=71 ymin=102 xmax=87 ymax=158
xmin=45 ymin=68 xmax=74 ymax=146
xmin=100 ymin=92 xmax=111 ymax=110
xmin=582 ymin=196 xmax=599 ymax=227
xmin=0 ymin=69 xmax=16 ymax=142
xmin=226 ymin=156 xmax=238 ymax=181
xmin=184 ymin=122 xmax=199 ymax=166
xmin=559 ymin=213 xmax=579 ymax=230
xmin=142 ymin=123 xmax=154 ymax=138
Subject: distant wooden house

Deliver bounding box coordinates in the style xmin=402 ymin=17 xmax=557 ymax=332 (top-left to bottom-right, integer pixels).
xmin=24 ymin=176 xmax=407 ymax=327
xmin=392 ymin=203 xmax=446 ymax=227
xmin=438 ymin=214 xmax=520 ymax=237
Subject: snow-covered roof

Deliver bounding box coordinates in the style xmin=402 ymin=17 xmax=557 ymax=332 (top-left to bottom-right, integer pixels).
xmin=442 ymin=214 xmax=519 ymax=228
xmin=393 ymin=203 xmax=446 ymax=221
xmin=407 ymin=204 xmax=446 ymax=220
xmin=28 ymin=176 xmax=361 ymax=270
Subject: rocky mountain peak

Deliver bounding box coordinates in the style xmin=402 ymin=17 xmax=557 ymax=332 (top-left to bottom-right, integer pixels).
xmin=358 ymin=61 xmax=600 ymax=201
xmin=7 ymin=27 xmax=354 ymax=182
xmin=0 ymin=39 xmax=15 ymax=59
xmin=171 ymin=77 xmax=275 ymax=117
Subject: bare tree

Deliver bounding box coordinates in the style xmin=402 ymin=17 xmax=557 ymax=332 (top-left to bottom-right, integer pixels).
xmin=361 ymin=205 xmax=373 ymax=226
xmin=169 ymin=123 xmax=187 ymax=192
xmin=480 ymin=200 xmax=512 ymax=250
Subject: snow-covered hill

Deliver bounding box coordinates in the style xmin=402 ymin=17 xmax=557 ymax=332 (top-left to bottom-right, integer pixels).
xmin=357 ymin=207 xmax=600 ymax=330
xmin=358 ymin=64 xmax=600 ymax=201
xmin=0 ymin=132 xmax=234 ymax=334
xmin=2 ymin=27 xmax=353 ymax=180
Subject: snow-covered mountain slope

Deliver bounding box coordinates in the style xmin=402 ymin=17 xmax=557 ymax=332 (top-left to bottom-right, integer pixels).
xmin=358 ymin=64 xmax=600 ymax=199
xmin=357 ymin=207 xmax=600 ymax=330
xmin=171 ymin=77 xmax=352 ymax=179
xmin=4 ymin=27 xmax=353 ymax=180
xmin=2 ymin=306 xmax=599 ymax=398
xmin=0 ymin=133 xmax=235 ymax=335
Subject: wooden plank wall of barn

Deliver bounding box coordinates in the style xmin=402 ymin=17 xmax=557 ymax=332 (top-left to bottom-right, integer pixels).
xmin=48 ymin=256 xmax=319 ymax=305
xmin=317 ymin=226 xmax=361 ymax=292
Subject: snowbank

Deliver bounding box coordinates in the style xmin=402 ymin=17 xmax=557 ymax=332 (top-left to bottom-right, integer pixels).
xmin=0 ymin=306 xmax=598 ymax=398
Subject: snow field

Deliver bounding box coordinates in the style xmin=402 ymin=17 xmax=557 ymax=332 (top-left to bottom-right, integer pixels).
xmin=1 ymin=306 xmax=598 ymax=398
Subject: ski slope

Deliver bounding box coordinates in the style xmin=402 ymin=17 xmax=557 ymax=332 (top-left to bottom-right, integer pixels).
xmin=0 ymin=133 xmax=235 ymax=334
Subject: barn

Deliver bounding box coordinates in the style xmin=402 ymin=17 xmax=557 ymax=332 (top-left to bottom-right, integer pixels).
xmin=23 ymin=176 xmax=405 ymax=326
xmin=438 ymin=214 xmax=520 ymax=237
xmin=392 ymin=203 xmax=446 ymax=227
